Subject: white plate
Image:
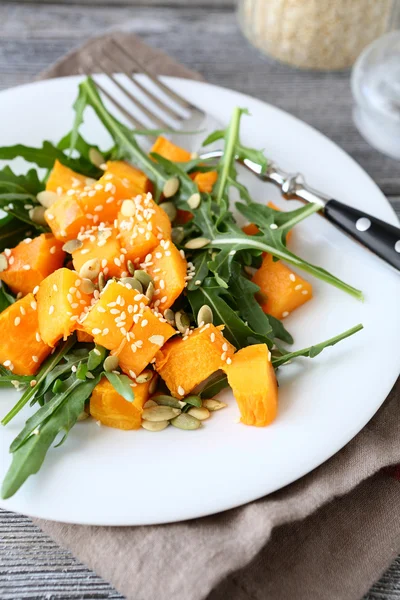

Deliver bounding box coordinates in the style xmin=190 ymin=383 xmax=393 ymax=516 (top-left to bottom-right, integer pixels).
xmin=0 ymin=76 xmax=399 ymax=526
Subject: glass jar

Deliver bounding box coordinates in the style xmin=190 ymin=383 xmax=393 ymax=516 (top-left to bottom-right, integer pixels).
xmin=237 ymin=0 xmax=400 ymax=70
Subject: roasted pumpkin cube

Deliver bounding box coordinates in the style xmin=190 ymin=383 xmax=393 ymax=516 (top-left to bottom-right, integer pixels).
xmin=242 ymin=202 xmax=293 ymax=241
xmin=90 ymin=375 xmax=151 ymax=430
xmin=46 ymin=160 xmax=91 ymax=195
xmin=155 ymin=324 xmax=235 ymax=398
xmin=45 ymin=195 xmax=91 ymax=241
xmin=252 ymin=254 xmax=312 ymax=319
xmin=0 ymin=293 xmax=51 ymax=375
xmin=37 ymin=268 xmax=93 ymax=346
xmin=151 ymin=136 xmax=191 ymax=162
xmin=72 ymin=226 xmax=125 ymax=279
xmin=0 ymin=234 xmax=65 ymax=296
xmin=191 ymin=170 xmax=218 ymax=193
xmin=117 ymin=193 xmax=172 ymax=263
xmin=105 ymin=160 xmax=152 ymax=195
xmin=80 ymin=280 xmax=148 ymax=350
xmin=114 ymin=307 xmax=176 ymax=379
xmin=146 ymin=242 xmax=187 ymax=312
xmin=223 ymin=344 xmax=278 ymax=426
xmin=76 ymin=330 xmax=93 ymax=343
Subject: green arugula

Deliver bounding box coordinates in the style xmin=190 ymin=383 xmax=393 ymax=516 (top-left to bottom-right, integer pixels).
xmin=0 ymin=284 xmax=15 ymax=313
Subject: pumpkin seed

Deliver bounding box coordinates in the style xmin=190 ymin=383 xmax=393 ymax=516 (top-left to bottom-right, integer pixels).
xmin=153 ymin=395 xmax=181 ymax=409
xmin=98 ymin=271 xmax=106 ymax=292
xmin=89 ymin=147 xmax=105 ymax=168
xmin=164 ymin=308 xmax=175 ymax=327
xmin=80 ymin=278 xmax=96 ymax=295
xmin=187 ymin=192 xmax=201 ymax=210
xmin=175 ymin=310 xmax=190 ymax=334
xmin=163 ymin=176 xmax=180 ymax=198
xmin=143 ymin=399 xmax=158 ymax=409
xmin=142 ymin=406 xmax=181 ymax=422
xmin=0 ymin=254 xmax=8 ymax=272
xmin=184 ymin=237 xmax=211 ymax=250
xmin=62 ymin=239 xmax=83 ymax=254
xmin=145 ymin=281 xmax=155 ymax=302
xmin=188 ymin=407 xmax=210 ymax=420
xmin=134 ymin=270 xmax=153 ymax=289
xmin=136 ymin=370 xmax=153 ymax=384
xmin=103 ymin=355 xmax=119 ymax=372
xmin=29 ymin=206 xmax=47 ymax=226
xmin=121 ymin=199 xmax=136 ymax=218
xmin=171 ymin=227 xmax=184 ymax=245
xmin=121 ymin=277 xmax=143 ymax=293
xmin=79 ymin=258 xmax=100 ymax=281
xmin=184 ymin=395 xmax=202 ymax=408
xmin=171 ymin=413 xmax=201 ymax=430
xmin=202 ymin=399 xmax=227 ymax=412
xmin=127 ymin=260 xmax=135 ymax=275
xmin=149 ymin=374 xmax=159 ymax=395
xmin=160 ymin=201 xmax=177 ymax=222
xmin=141 ymin=420 xmax=169 ymax=432
xmin=36 ymin=190 xmax=58 ymax=208
xmin=197 ymin=304 xmax=213 ymax=326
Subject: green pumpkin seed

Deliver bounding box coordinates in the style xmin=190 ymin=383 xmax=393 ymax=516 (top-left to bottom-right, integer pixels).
xmin=120 ymin=199 xmax=136 ymax=217
xmin=0 ymin=254 xmax=8 ymax=272
xmin=184 ymin=237 xmax=211 ymax=250
xmin=143 ymin=399 xmax=158 ymax=409
xmin=36 ymin=190 xmax=58 ymax=208
xmin=29 ymin=206 xmax=47 ymax=226
xmin=160 ymin=201 xmax=177 ymax=222
xmin=164 ymin=308 xmax=175 ymax=327
xmin=127 ymin=260 xmax=135 ymax=275
xmin=171 ymin=227 xmax=185 ymax=245
xmin=202 ymin=399 xmax=227 ymax=411
xmin=142 ymin=406 xmax=181 ymax=422
xmin=141 ymin=420 xmax=169 ymax=432
xmin=98 ymin=271 xmax=106 ymax=292
xmin=136 ymin=370 xmax=153 ymax=384
xmin=145 ymin=281 xmax=155 ymax=302
xmin=134 ymin=270 xmax=153 ymax=289
xmin=62 ymin=239 xmax=83 ymax=254
xmin=153 ymin=395 xmax=182 ymax=409
xmin=187 ymin=192 xmax=201 ymax=210
xmin=175 ymin=311 xmax=190 ymax=334
xmin=103 ymin=355 xmax=119 ymax=372
xmin=121 ymin=277 xmax=143 ymax=293
xmin=163 ymin=177 xmax=180 ymax=198
xmin=80 ymin=278 xmax=96 ymax=295
xmin=188 ymin=407 xmax=210 ymax=420
xmin=197 ymin=305 xmax=213 ymax=326
xmin=171 ymin=413 xmax=201 ymax=430
xmin=89 ymin=147 xmax=105 ymax=168
xmin=79 ymin=258 xmax=101 ymax=281
xmin=184 ymin=395 xmax=202 ymax=408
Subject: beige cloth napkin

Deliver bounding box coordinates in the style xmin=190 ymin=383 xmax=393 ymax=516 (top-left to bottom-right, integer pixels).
xmin=32 ymin=33 xmax=400 ymax=600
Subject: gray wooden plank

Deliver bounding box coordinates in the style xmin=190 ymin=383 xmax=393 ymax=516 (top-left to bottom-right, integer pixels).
xmin=7 ymin=0 xmax=234 ymax=5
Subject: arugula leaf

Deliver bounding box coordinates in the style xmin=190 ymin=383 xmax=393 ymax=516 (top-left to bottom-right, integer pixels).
xmin=272 ymin=324 xmax=363 ymax=368
xmin=0 ymin=216 xmax=34 ymax=252
xmin=187 ymin=251 xmax=211 ymax=291
xmin=0 ymin=193 xmax=48 ymax=229
xmin=70 ymin=83 xmax=88 ymax=155
xmin=87 ymin=345 xmax=107 ymax=371
xmin=198 ymin=372 xmax=229 ymax=398
xmin=228 ymin=264 xmax=273 ymax=337
xmin=105 ymin=372 xmax=135 ymax=402
xmin=0 ymin=284 xmax=15 ymax=313
xmin=0 ymin=166 xmax=43 ymax=196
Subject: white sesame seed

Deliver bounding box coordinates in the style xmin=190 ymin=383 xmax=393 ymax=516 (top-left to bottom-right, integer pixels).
xmin=3 ymin=360 xmax=11 ymax=367
xmin=282 ymin=311 xmax=289 ymax=317
xmin=33 ymin=286 xmax=39 ymax=295
xmin=289 ymin=273 xmax=296 ymax=282
xmin=8 ymin=256 xmax=14 ymax=265
xmin=24 ymin=237 xmax=32 ymax=243
xmin=32 ymin=355 xmax=39 ymax=363
xmin=141 ymin=319 xmax=148 ymax=327
xmin=302 ymin=290 xmax=309 ymax=295
xmin=20 ymin=306 xmax=26 ymax=315
xmin=31 ymin=300 xmax=37 ymax=310
xmin=295 ymin=284 xmax=303 ymax=290
xmin=222 ymin=343 xmax=228 ymax=351
xmin=210 ymin=332 xmax=216 ymax=342
xmin=270 ymin=223 xmax=278 ymax=230
xmin=92 ymin=328 xmax=102 ymax=335
xmin=102 ymin=328 xmax=109 ymax=335
xmin=226 ymin=357 xmax=232 ymax=365
xmin=97 ymin=306 xmax=106 ymax=313
xmin=14 ymin=317 xmax=21 ymax=326
xmin=177 ymin=385 xmax=185 ymax=396
xmin=50 ymin=245 xmax=57 ymax=254
xmin=221 ymin=352 xmax=227 ymax=361
xmin=49 ymin=305 xmax=55 ymax=315
xmin=22 ymin=264 xmax=31 ymax=271
xmin=53 ymin=284 xmax=58 ymax=292
xmin=4 ymin=248 xmax=11 ymax=257
xmin=35 ymin=332 xmax=41 ymax=342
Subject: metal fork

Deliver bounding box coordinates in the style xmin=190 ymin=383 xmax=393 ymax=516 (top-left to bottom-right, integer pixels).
xmin=85 ymin=37 xmax=400 ymax=271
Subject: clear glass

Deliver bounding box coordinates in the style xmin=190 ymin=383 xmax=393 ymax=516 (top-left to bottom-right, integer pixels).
xmin=352 ymin=31 xmax=400 ymax=159
xmin=237 ymin=0 xmax=400 ymax=70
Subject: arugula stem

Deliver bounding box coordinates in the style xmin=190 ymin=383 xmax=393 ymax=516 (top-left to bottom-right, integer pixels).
xmin=216 ymin=107 xmax=242 ymax=204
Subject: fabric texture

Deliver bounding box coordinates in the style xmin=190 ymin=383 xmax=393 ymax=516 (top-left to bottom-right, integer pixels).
xmin=30 ymin=32 xmax=400 ymax=600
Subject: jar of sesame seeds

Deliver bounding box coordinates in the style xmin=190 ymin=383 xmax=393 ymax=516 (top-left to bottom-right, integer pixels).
xmin=237 ymin=0 xmax=400 ymax=70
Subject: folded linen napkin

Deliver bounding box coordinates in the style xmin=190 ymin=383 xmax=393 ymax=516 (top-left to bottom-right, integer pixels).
xmin=15 ymin=31 xmax=400 ymax=600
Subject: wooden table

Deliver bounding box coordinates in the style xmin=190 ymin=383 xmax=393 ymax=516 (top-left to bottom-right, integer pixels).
xmin=0 ymin=1 xmax=399 ymax=598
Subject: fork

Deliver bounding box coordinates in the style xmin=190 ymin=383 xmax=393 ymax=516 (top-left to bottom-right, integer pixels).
xmin=85 ymin=37 xmax=400 ymax=271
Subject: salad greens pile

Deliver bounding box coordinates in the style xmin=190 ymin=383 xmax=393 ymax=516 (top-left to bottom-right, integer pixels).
xmin=0 ymin=77 xmax=363 ymax=499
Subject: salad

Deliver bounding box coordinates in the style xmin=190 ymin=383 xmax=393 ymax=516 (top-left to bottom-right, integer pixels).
xmin=0 ymin=78 xmax=363 ymax=499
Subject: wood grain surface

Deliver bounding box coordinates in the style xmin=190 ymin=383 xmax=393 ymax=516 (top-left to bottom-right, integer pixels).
xmin=0 ymin=2 xmax=399 ymax=599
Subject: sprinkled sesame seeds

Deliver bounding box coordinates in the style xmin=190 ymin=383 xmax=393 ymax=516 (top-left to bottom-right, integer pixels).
xmin=195 ymin=280 xmax=201 ymax=286
xmin=31 ymin=300 xmax=37 ymax=310
xmin=141 ymin=319 xmax=148 ymax=327
xmin=102 ymin=328 xmax=109 ymax=336
xmin=282 ymin=311 xmax=290 ymax=317
xmin=49 ymin=305 xmax=55 ymax=315
xmin=177 ymin=385 xmax=185 ymax=396
xmin=289 ymin=273 xmax=296 ymax=282
xmin=22 ymin=264 xmax=31 ymax=271
xmin=14 ymin=317 xmax=21 ymax=326
xmin=9 ymin=256 xmax=14 ymax=265
xmin=53 ymin=284 xmax=58 ymax=292
xmin=302 ymin=290 xmax=309 ymax=295
xmin=221 ymin=352 xmax=227 ymax=361
xmin=20 ymin=306 xmax=26 ymax=315
xmin=35 ymin=332 xmax=41 ymax=342
xmin=32 ymin=355 xmax=39 ymax=363
xmin=226 ymin=357 xmax=232 ymax=365
xmin=3 ymin=360 xmax=11 ymax=367
xmin=50 ymin=245 xmax=57 ymax=254
xmin=92 ymin=328 xmax=102 ymax=335
xmin=210 ymin=332 xmax=216 ymax=342
xmin=33 ymin=286 xmax=39 ymax=295
xmin=4 ymin=248 xmax=11 ymax=257
xmin=295 ymin=284 xmax=303 ymax=290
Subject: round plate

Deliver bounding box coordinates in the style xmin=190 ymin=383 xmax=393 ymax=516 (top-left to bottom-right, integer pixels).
xmin=0 ymin=76 xmax=399 ymax=526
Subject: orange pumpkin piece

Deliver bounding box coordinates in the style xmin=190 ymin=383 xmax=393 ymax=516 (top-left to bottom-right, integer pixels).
xmin=105 ymin=160 xmax=152 ymax=196
xmin=146 ymin=242 xmax=187 ymax=312
xmin=155 ymin=324 xmax=235 ymax=398
xmin=80 ymin=281 xmax=148 ymax=351
xmin=0 ymin=234 xmax=65 ymax=297
xmin=150 ymin=136 xmax=191 ymax=162
xmin=72 ymin=226 xmax=125 ymax=279
xmin=252 ymin=254 xmax=313 ymax=319
xmin=0 ymin=293 xmax=51 ymax=375
xmin=90 ymin=376 xmax=151 ymax=430
xmin=37 ymin=268 xmax=93 ymax=347
xmin=223 ymin=344 xmax=278 ymax=427
xmin=191 ymin=170 xmax=218 ymax=193
xmin=114 ymin=307 xmax=176 ymax=379
xmin=46 ymin=160 xmax=90 ymax=195
xmin=45 ymin=195 xmax=91 ymax=241
xmin=242 ymin=202 xmax=292 ymax=242
xmin=76 ymin=330 xmax=93 ymax=343
xmin=117 ymin=194 xmax=172 ymax=263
